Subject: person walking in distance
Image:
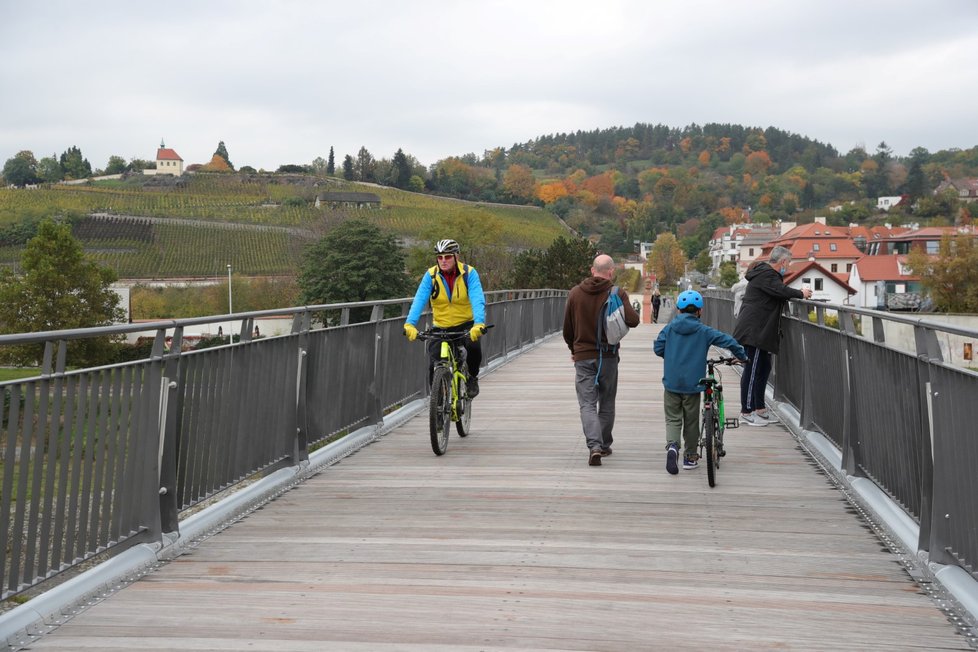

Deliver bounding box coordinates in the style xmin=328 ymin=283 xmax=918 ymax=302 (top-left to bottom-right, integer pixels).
xmin=654 ymin=290 xmax=747 ymax=474
xmin=732 ymin=246 xmax=811 ymax=425
xmin=652 ymin=289 xmax=662 ymax=323
xmin=563 ymin=254 xmax=640 ymax=466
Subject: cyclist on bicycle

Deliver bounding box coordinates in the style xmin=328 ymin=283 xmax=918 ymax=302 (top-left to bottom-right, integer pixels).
xmin=653 ymin=290 xmax=747 ymax=475
xmin=403 ymin=239 xmax=487 ymax=397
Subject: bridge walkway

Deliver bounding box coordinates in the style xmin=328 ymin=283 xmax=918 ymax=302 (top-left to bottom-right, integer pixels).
xmin=24 ymin=325 xmax=970 ymax=650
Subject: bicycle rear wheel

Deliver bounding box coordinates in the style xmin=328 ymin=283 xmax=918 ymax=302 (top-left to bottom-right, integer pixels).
xmin=455 ymin=368 xmax=472 ymax=437
xmin=703 ymin=408 xmax=717 ymax=487
xmin=429 ymin=367 xmax=452 ymax=455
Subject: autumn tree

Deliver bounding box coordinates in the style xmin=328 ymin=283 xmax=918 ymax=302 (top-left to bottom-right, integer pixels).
xmin=200 ymin=154 xmax=232 ymax=172
xmin=646 ymin=232 xmax=686 ymax=287
xmin=906 ymin=235 xmax=978 ymax=312
xmin=502 ymin=164 xmax=536 ymax=201
xmin=0 ymin=219 xmax=123 ymax=366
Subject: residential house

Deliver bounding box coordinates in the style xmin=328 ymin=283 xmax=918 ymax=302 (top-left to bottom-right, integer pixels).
xmin=735 ymin=227 xmax=780 ymax=275
xmin=934 ymin=178 xmax=978 ymax=203
xmin=848 ymin=255 xmax=922 ymax=310
xmin=761 ymin=219 xmax=864 ymax=279
xmin=865 ymin=225 xmax=978 ymax=256
xmin=876 ymin=195 xmax=908 ymax=211
xmin=782 ymin=260 xmax=856 ymax=305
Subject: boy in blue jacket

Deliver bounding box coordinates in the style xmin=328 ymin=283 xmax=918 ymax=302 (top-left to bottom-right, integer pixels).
xmin=653 ymin=290 xmax=747 ymax=475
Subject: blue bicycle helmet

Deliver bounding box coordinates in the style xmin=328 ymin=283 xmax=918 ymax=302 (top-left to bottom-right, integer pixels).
xmin=676 ymin=290 xmax=704 ymax=310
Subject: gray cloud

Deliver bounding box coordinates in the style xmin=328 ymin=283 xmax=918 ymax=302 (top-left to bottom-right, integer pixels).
xmin=2 ymin=0 xmax=976 ymax=172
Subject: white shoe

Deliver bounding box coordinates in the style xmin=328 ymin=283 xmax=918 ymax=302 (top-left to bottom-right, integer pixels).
xmin=754 ymin=409 xmax=771 ymax=420
xmin=740 ymin=412 xmax=768 ymax=427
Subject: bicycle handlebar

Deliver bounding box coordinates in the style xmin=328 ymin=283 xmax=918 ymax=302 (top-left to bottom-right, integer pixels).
xmin=416 ymin=324 xmax=495 ymax=341
xmin=707 ymin=356 xmax=744 ymax=366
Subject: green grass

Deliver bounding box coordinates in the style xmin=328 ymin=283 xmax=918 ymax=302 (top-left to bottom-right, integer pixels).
xmin=0 ymin=174 xmax=570 ymax=278
xmin=0 ymin=368 xmax=42 ymax=382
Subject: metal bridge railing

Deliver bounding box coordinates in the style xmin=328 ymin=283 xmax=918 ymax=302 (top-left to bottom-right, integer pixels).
xmin=0 ymin=289 xmax=568 ymax=601
xmin=703 ymin=290 xmax=978 ymax=581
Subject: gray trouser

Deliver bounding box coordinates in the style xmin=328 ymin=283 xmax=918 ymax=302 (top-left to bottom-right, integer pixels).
xmin=663 ymin=389 xmax=701 ymax=455
xmin=574 ymin=357 xmax=619 ymax=452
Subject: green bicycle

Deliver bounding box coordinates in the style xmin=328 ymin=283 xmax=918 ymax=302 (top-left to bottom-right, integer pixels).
xmin=417 ymin=328 xmax=488 ymax=456
xmin=699 ymin=356 xmax=742 ymax=487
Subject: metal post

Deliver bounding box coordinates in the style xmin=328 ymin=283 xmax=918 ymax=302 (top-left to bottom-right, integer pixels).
xmin=227 ymin=264 xmax=233 ymax=343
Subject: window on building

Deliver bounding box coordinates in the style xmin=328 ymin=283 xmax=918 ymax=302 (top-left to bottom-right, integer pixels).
xmin=831 ymin=263 xmax=838 ymax=272
xmin=846 ymin=263 xmax=852 ymax=272
xmin=802 ymin=277 xmax=811 ymax=285
xmin=926 ymin=241 xmax=939 ymax=254
xmin=814 ymin=278 xmax=824 ymax=291
xmin=813 ymin=243 xmax=820 ymax=251
xmin=749 ymin=248 xmax=754 ymax=256
xmin=830 ymin=243 xmax=837 ymax=251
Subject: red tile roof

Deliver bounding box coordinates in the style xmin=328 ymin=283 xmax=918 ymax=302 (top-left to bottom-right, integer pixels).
xmin=853 ymin=254 xmax=919 ymax=281
xmin=156 ymin=148 xmax=183 ymax=161
xmin=782 ymin=260 xmax=856 ymax=294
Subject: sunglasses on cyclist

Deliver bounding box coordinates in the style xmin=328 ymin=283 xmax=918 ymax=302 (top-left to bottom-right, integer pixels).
xmin=436 ymin=254 xmax=455 ymax=261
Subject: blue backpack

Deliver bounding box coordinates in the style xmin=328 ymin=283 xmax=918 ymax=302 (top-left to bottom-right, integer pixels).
xmin=598 ymin=286 xmax=629 ymax=346
xmin=594 ymin=286 xmax=629 ymax=386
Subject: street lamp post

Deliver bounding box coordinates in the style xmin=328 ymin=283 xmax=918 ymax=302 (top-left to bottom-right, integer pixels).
xmin=226 ymin=264 xmax=233 ymax=343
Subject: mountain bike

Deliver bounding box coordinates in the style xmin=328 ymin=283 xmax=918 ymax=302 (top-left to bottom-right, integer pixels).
xmin=417 ymin=327 xmax=490 ymax=456
xmin=699 ymin=356 xmax=742 ymax=487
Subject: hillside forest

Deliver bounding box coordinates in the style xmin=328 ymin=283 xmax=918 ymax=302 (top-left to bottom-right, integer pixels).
xmin=2 ymin=123 xmax=978 ymax=318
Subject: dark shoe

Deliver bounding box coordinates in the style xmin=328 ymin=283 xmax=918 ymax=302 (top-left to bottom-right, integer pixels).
xmin=588 ymin=450 xmax=602 ymax=466
xmin=599 ymin=448 xmax=612 ymax=457
xmin=666 ymin=443 xmax=679 ymax=475
xmin=466 ymin=377 xmax=480 ymax=398
xmin=683 ymin=452 xmax=699 ymax=470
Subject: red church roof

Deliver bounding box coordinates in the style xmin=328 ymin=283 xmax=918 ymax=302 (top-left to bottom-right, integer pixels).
xmin=156 ymin=148 xmax=183 ymax=161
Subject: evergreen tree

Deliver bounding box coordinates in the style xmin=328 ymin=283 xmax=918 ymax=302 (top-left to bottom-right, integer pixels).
xmin=342 ymin=154 xmax=355 ymax=181
xmin=59 ymin=146 xmax=92 ymax=179
xmin=0 ymin=219 xmax=123 ymax=365
xmin=214 ymin=141 xmax=233 ymax=169
xmin=327 ymin=146 xmax=335 ymax=175
xmin=391 ymin=148 xmax=412 ymax=189
xmin=298 ymin=219 xmax=411 ymax=323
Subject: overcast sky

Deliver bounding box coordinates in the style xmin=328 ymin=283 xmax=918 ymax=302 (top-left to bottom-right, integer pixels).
xmin=2 ymin=1 xmax=977 ymax=172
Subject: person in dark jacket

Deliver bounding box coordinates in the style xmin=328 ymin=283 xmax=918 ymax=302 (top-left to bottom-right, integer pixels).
xmin=654 ymin=290 xmax=747 ymax=474
xmin=563 ymin=254 xmax=640 ymax=466
xmin=651 ymin=290 xmax=661 ymax=323
xmin=732 ymin=246 xmax=811 ymax=425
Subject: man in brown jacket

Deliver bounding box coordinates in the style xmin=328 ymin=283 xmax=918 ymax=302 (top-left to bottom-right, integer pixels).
xmin=563 ymin=254 xmax=641 ymax=466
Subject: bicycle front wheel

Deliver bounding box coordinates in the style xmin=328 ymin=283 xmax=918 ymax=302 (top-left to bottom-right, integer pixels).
xmin=703 ymin=408 xmax=717 ymax=487
xmin=429 ymin=367 xmax=452 ymax=455
xmin=455 ymin=370 xmax=472 ymax=438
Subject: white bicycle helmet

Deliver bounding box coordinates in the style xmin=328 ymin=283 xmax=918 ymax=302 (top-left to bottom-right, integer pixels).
xmin=434 ymin=239 xmax=460 ymax=255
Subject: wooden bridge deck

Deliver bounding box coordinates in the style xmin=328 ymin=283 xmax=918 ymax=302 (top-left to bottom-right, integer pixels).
xmin=26 ymin=326 xmax=969 ymax=650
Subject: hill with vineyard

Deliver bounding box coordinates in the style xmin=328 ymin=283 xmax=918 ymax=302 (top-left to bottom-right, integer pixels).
xmin=0 ymin=173 xmax=569 ymax=279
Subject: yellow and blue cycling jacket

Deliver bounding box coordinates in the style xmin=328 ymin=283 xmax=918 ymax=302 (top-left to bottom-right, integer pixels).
xmin=406 ymin=261 xmax=486 ymax=328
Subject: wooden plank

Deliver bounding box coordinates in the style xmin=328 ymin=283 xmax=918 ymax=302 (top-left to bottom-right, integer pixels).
xmin=25 ymin=326 xmax=971 ymax=650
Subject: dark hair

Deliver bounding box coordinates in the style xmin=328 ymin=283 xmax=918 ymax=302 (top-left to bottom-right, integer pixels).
xmin=681 ymin=305 xmax=701 ymax=315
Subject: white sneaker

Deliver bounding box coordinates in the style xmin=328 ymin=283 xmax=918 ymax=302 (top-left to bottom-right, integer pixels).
xmin=754 ymin=409 xmax=771 ymax=420
xmin=740 ymin=412 xmax=768 ymax=427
